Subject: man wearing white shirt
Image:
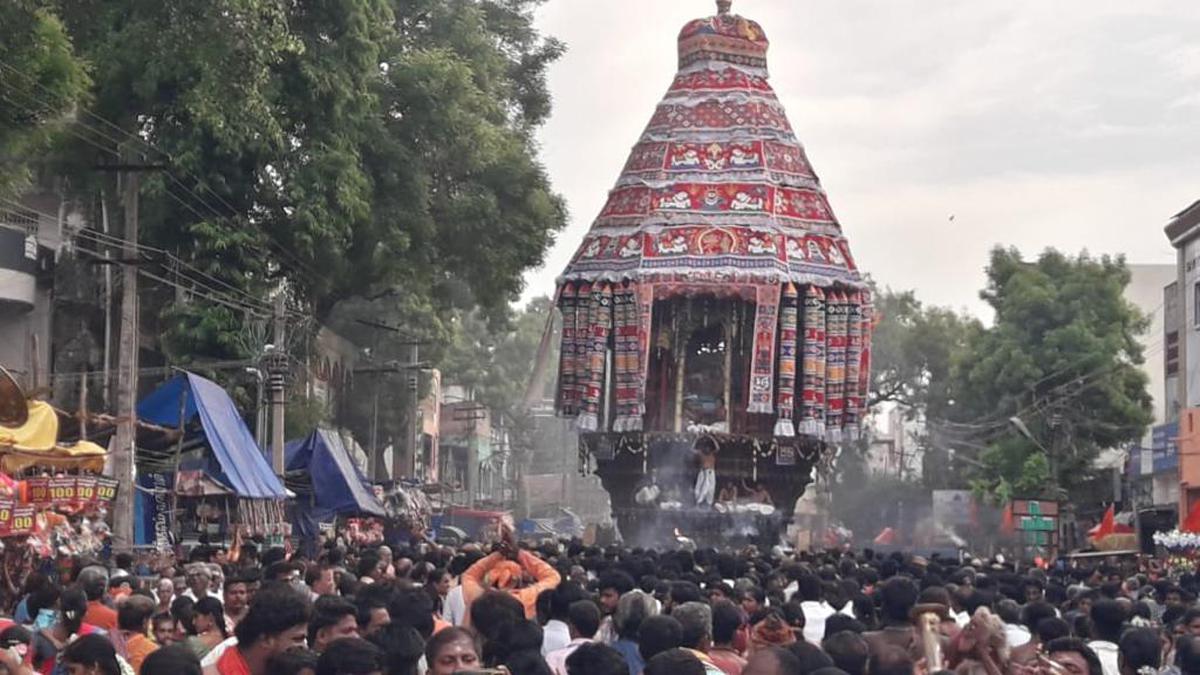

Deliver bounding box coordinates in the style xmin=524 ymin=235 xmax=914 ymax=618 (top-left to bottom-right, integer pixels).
xmin=794 ymin=574 xmax=835 ymax=644
xmin=1086 ymin=600 xmax=1124 ymax=675
xmin=546 ymin=600 xmax=602 ymax=675
xmin=543 ymin=582 xmax=588 ymax=656
xmin=444 ymin=584 xmax=467 ymax=626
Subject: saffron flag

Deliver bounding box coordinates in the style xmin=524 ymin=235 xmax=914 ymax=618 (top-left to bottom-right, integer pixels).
xmin=1090 ymin=505 xmax=1116 ymax=541
xmin=1183 ymin=499 xmax=1200 ymax=533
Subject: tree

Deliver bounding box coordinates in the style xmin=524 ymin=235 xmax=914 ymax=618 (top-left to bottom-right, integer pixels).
xmin=441 ymin=296 xmax=554 ymax=424
xmin=947 ymin=247 xmax=1153 ymax=501
xmin=35 ymin=0 xmax=566 ymax=387
xmin=869 ymin=287 xmax=979 ymax=419
xmin=837 ymin=287 xmax=976 ymax=490
xmin=0 ymin=1 xmax=89 ymax=198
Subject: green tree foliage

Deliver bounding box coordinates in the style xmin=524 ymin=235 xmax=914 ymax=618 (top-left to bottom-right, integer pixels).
xmin=833 ymin=287 xmax=976 ymax=490
xmin=36 ymin=0 xmax=565 ymax=364
xmin=442 ymin=296 xmax=554 ymax=422
xmin=0 ymin=1 xmax=89 ymax=198
xmin=948 ymin=247 xmax=1153 ymax=501
xmin=870 ymin=287 xmax=979 ymax=419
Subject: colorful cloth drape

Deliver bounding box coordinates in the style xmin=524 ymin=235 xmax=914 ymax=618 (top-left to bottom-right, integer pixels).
xmin=747 ymin=284 xmax=782 ymax=414
xmin=578 ymin=283 xmax=613 ymax=431
xmin=843 ymin=294 xmax=864 ymax=439
xmin=799 ymin=286 xmax=827 ymax=437
xmin=774 ymin=283 xmax=799 ymax=436
xmin=612 ymin=282 xmax=641 ymax=431
xmin=556 ymin=283 xmax=579 ymax=415
xmin=824 ymin=292 xmax=849 ymax=442
xmin=857 ymin=291 xmax=874 ymax=426
xmin=572 ymin=283 xmax=593 ymax=420
xmin=635 ymin=284 xmax=656 ymax=429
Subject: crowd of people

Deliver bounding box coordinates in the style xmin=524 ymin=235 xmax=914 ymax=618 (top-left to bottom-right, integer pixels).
xmin=0 ymin=528 xmax=1198 ymax=675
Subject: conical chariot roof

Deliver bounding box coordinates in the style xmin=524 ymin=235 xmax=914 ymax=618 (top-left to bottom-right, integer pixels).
xmin=559 ymin=1 xmax=863 ymax=292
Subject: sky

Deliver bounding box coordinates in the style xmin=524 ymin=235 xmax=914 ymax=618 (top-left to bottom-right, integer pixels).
xmin=521 ymin=0 xmax=1200 ymax=318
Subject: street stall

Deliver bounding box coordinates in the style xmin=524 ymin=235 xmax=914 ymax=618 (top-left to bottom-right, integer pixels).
xmin=0 ymin=366 xmax=121 ymax=607
xmin=284 ymin=427 xmax=386 ymax=553
xmin=544 ymin=2 xmax=872 ymax=547
xmin=135 ymin=372 xmax=289 ymax=547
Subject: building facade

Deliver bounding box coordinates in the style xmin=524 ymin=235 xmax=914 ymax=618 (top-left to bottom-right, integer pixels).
xmin=1165 ymin=199 xmax=1200 ymax=521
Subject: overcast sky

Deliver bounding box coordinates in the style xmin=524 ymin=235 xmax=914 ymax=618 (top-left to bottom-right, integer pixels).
xmin=522 ymin=0 xmax=1200 ymax=317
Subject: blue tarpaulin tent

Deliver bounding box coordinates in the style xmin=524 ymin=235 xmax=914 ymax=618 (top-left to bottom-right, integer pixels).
xmin=285 ymin=428 xmax=386 ymax=519
xmin=137 ymin=372 xmax=287 ymax=499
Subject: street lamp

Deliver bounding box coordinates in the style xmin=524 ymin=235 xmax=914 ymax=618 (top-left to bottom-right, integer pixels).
xmin=1009 ymin=417 xmax=1048 ymax=453
xmin=1009 ymin=416 xmax=1065 ymax=499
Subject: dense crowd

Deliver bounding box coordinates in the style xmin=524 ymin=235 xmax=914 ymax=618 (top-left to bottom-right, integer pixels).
xmin=1 ymin=529 xmax=1198 ymax=675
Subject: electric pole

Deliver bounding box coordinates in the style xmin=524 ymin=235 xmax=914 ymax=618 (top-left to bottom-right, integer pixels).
xmin=111 ymin=169 xmax=139 ymax=550
xmin=267 ymin=295 xmax=288 ymax=476
xmin=406 ymin=342 xmax=420 ymax=480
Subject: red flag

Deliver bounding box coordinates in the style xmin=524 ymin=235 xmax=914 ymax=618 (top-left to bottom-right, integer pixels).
xmin=873 ymin=527 xmax=896 ymax=545
xmin=1183 ymin=499 xmax=1200 ymax=533
xmin=1000 ymin=503 xmax=1015 ymax=535
xmin=1090 ymin=505 xmax=1115 ymax=541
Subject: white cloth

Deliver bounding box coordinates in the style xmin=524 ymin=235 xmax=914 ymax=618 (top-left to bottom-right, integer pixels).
xmin=445 ymin=584 xmax=467 ymax=626
xmin=542 ymin=619 xmax=572 ymax=656
xmin=695 ymin=468 xmax=716 ymax=506
xmin=182 ymin=588 xmax=223 ymax=604
xmin=546 ymin=638 xmax=592 ymax=675
xmin=595 ymin=616 xmax=618 ymax=645
xmin=801 ymin=600 xmax=835 ymax=644
xmin=1088 ymin=640 xmax=1120 ymax=675
xmin=200 ymin=636 xmax=238 ymax=667
xmin=1005 ymin=624 xmax=1031 ymax=648
xmin=954 ymin=611 xmax=969 ymax=628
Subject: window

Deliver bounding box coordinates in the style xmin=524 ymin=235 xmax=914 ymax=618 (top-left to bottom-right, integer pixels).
xmin=1194 ymin=281 xmax=1200 ymax=328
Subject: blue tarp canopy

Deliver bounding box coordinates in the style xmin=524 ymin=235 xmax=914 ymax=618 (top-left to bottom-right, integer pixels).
xmin=137 ymin=372 xmax=287 ymax=499
xmin=286 ymin=428 xmax=386 ymax=518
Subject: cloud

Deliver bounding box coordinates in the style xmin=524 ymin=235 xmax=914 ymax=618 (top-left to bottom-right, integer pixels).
xmin=525 ymin=0 xmax=1200 ymax=317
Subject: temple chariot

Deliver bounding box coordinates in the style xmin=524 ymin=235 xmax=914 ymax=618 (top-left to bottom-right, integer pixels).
xmin=552 ymin=1 xmax=872 ymax=548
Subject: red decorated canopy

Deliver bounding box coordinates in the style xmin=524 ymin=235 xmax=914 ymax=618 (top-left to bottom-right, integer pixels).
xmin=554 ymin=1 xmax=871 ymax=441
xmin=559 ymin=3 xmax=862 ymax=290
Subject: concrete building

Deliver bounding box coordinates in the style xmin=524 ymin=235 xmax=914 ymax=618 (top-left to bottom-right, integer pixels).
xmin=0 ymin=192 xmax=87 ymax=389
xmin=866 ymin=405 xmax=921 ymax=480
xmin=1122 ymin=264 xmax=1179 ymax=523
xmin=1124 ymin=264 xmax=1176 ymax=429
xmin=1164 ymin=199 xmax=1200 ymax=521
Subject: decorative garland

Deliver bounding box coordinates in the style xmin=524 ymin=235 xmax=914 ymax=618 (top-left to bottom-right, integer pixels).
xmin=1153 ymin=529 xmax=1200 ymax=551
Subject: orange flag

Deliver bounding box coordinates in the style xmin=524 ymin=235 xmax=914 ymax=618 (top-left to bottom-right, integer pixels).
xmin=1183 ymin=500 xmax=1200 ymax=533
xmin=1000 ymin=502 xmax=1015 ymax=534
xmin=1091 ymin=504 xmax=1115 ymax=541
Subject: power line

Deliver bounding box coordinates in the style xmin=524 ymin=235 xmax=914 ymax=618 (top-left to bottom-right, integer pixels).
xmin=0 ymin=193 xmax=313 ymax=321
xmin=0 ymin=198 xmax=278 ymax=317
xmin=0 ymin=57 xmax=321 ymax=279
xmin=0 ymin=203 xmax=278 ymax=318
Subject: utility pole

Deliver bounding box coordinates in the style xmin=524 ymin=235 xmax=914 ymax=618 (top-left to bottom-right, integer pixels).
xmin=406 ymin=342 xmax=420 ymax=480
xmin=268 ymin=295 xmax=288 ymax=476
xmin=112 ymin=169 xmax=139 ymax=550
xmin=354 ymin=319 xmax=427 ymax=481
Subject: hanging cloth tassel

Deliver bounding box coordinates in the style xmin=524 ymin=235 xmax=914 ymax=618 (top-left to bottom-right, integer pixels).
xmin=557 ymin=283 xmax=579 ymax=416
xmin=843 ymin=294 xmax=864 ymax=440
xmin=747 ymin=283 xmax=782 ymax=414
xmin=633 ymin=284 xmax=655 ymax=430
xmin=612 ymin=282 xmax=640 ymax=431
xmin=857 ymin=291 xmax=874 ymax=427
xmin=573 ymin=282 xmax=593 ymax=419
xmin=774 ymin=283 xmax=799 ymax=436
xmin=578 ymin=283 xmax=612 ymax=432
xmin=799 ymin=286 xmax=826 ymax=437
xmin=824 ymin=291 xmax=849 ymax=443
